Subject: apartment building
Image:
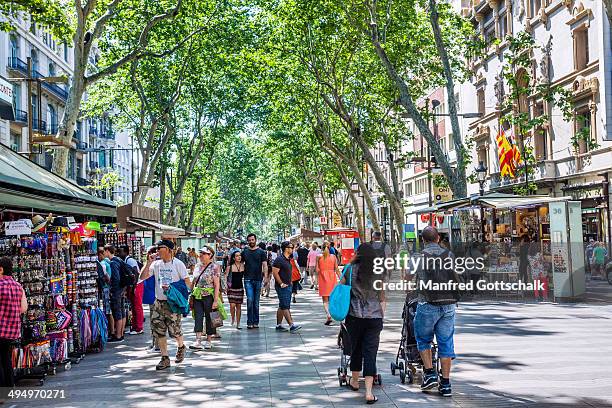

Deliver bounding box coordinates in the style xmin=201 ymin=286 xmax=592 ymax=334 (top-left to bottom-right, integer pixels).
xmin=0 ymin=13 xmax=133 ymax=203
xmin=461 ymin=0 xmax=612 ymax=243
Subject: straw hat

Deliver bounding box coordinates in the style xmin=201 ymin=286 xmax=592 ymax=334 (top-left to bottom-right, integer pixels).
xmin=31 ymin=215 xmax=47 ymax=233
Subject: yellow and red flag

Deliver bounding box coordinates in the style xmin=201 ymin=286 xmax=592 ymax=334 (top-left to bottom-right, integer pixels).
xmin=496 ymin=128 xmax=522 ymax=177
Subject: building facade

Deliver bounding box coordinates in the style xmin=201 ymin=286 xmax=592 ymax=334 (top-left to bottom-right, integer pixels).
xmin=0 ymin=13 xmax=133 ymax=203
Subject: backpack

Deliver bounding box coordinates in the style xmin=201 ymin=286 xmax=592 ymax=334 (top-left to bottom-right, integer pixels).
xmin=118 ymin=258 xmax=138 ymax=288
xmin=126 ymin=255 xmax=144 ymax=270
xmin=418 ymin=249 xmax=461 ymax=305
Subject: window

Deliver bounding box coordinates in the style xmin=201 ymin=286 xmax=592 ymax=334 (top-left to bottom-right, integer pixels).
xmin=63 ymin=43 xmax=69 ymax=61
xmin=533 ymin=102 xmax=547 ymax=160
xmin=477 ymin=88 xmax=485 ymax=115
xmin=484 ymin=22 xmax=496 ymax=48
xmin=48 ymin=63 xmax=55 ymax=77
xmin=47 ymin=105 xmax=57 ymax=132
xmin=415 ymin=177 xmax=428 ymax=195
xmin=448 ymin=134 xmax=455 ymax=151
xmin=477 ymin=147 xmax=488 ymax=171
xmin=30 ymin=50 xmax=38 ymax=73
xmin=439 ymin=136 xmax=447 ymax=152
xmin=575 ymin=110 xmax=591 ymax=155
xmin=9 ymin=35 xmax=19 ymax=60
xmin=404 ymin=182 xmax=413 ymax=197
xmin=499 ymin=12 xmax=508 ymax=39
xmin=12 ymin=84 xmax=21 ymax=110
xmin=529 ymin=0 xmax=541 ymax=18
xmin=573 ymin=27 xmax=589 ymax=71
xmin=10 ymin=132 xmax=21 ymax=152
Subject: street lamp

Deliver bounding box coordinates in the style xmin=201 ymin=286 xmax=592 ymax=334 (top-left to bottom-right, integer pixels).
xmin=475 ymin=161 xmax=488 ymax=196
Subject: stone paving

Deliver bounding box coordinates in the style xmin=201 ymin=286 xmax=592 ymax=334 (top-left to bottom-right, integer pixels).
xmin=6 ymin=283 xmax=612 ymax=408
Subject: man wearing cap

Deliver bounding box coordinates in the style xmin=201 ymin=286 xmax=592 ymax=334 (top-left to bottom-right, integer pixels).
xmin=140 ymin=240 xmax=191 ymax=370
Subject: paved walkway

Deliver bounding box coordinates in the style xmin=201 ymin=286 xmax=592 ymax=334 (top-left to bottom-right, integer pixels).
xmin=7 ymin=287 xmax=612 ymax=408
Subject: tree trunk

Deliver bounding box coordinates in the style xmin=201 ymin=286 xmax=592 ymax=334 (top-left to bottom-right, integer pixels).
xmin=351 ymin=127 xmax=404 ymax=252
xmin=364 ymin=7 xmax=467 ymax=198
xmin=428 ymin=0 xmax=467 ymax=196
xmin=184 ymin=177 xmax=201 ymax=230
xmin=159 ymin=161 xmax=166 ymax=221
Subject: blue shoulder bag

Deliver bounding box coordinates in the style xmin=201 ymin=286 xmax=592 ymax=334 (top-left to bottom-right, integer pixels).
xmin=329 ymin=264 xmax=352 ymax=321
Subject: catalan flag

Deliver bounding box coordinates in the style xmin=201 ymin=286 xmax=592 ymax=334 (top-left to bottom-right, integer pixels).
xmin=496 ymin=128 xmax=521 ymax=177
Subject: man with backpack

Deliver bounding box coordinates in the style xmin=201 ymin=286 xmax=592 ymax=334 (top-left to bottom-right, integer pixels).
xmin=119 ymin=245 xmax=144 ymax=335
xmin=413 ymin=226 xmax=460 ymax=398
xmin=105 ymin=245 xmax=129 ymax=343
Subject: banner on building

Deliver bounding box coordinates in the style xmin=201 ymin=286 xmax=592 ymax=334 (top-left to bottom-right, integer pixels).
xmin=496 ymin=127 xmax=522 ymax=177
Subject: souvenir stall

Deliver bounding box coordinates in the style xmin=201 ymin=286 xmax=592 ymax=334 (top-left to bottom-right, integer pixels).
xmin=0 ymin=143 xmax=118 ymax=384
xmin=1 ymin=217 xmax=109 ymax=384
xmin=416 ymin=193 xmax=585 ymax=300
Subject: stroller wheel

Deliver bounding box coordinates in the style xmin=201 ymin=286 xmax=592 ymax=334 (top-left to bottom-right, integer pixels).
xmin=407 ymin=370 xmax=414 ymax=384
xmin=399 ymin=368 xmax=406 ymax=384
xmin=337 ymin=367 xmax=341 ymax=377
xmin=377 ymin=374 xmax=383 ymax=385
xmin=390 ymin=362 xmax=396 ymax=376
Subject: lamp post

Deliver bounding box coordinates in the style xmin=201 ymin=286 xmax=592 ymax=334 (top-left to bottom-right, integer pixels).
xmin=475 ymin=161 xmax=488 ymax=240
xmin=476 ymin=161 xmax=488 ymax=196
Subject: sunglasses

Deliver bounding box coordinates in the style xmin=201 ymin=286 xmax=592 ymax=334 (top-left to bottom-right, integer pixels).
xmin=287 ymin=246 xmax=294 ymax=249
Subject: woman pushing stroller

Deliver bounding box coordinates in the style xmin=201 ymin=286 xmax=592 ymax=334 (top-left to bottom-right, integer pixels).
xmin=341 ymin=242 xmax=386 ymax=404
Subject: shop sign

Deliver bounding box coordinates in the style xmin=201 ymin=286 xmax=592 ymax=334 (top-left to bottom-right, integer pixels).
xmin=332 ymin=212 xmax=342 ymax=228
xmin=403 ymin=224 xmax=416 ymax=239
xmin=434 ymin=185 xmax=453 ymax=203
xmin=319 ymin=216 xmax=327 ymax=225
xmin=4 ymin=219 xmax=33 ymax=236
xmin=0 ymin=77 xmax=13 ymax=106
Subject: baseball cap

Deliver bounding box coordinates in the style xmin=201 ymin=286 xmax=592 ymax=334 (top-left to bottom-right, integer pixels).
xmin=198 ymin=246 xmax=213 ymax=255
xmin=155 ymin=239 xmax=175 ymax=250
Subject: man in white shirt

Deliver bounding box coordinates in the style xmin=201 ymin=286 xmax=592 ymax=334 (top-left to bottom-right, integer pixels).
xmin=140 ymin=240 xmax=191 ymax=370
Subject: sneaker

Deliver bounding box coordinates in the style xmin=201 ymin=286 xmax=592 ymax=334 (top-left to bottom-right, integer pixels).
xmin=189 ymin=342 xmax=203 ymax=351
xmin=236 ymin=325 xmax=242 ymax=330
xmin=421 ymin=371 xmax=438 ymax=391
xmin=156 ymin=356 xmax=171 ymax=370
xmin=292 ymin=297 xmax=297 ymax=303
xmin=108 ymin=336 xmax=124 ymax=343
xmin=276 ymin=325 xmax=289 ymax=332
xmin=204 ymin=341 xmax=212 ymax=350
xmin=253 ymin=324 xmax=259 ymax=329
xmin=247 ymin=325 xmax=253 ymax=329
xmin=438 ymin=381 xmax=452 ymax=397
xmin=148 ymin=345 xmax=160 ymax=354
xmin=289 ymin=324 xmax=302 ymax=333
xmin=175 ymin=345 xmax=186 ymax=363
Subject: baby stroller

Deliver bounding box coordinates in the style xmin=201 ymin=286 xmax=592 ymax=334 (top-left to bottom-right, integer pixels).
xmin=390 ymin=298 xmax=440 ymax=384
xmin=337 ymin=322 xmax=382 ymax=387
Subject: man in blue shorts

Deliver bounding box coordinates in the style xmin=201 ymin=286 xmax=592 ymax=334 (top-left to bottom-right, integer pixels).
xmin=413 ymin=226 xmax=459 ymax=397
xmin=271 ymin=241 xmax=301 ymax=333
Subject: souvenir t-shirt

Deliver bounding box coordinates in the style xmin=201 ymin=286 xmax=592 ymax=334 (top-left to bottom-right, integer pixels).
xmin=151 ymin=258 xmax=188 ymax=301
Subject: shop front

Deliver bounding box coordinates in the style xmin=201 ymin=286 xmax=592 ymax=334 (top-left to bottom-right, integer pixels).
xmin=416 ymin=193 xmax=586 ymax=301
xmin=322 ymin=228 xmax=360 ymax=265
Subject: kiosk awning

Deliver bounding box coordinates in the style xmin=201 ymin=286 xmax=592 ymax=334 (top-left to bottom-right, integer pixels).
xmin=127 ymin=217 xmax=185 ymax=236
xmin=413 ymin=193 xmax=572 ymax=213
xmin=0 ymin=143 xmax=116 ymax=217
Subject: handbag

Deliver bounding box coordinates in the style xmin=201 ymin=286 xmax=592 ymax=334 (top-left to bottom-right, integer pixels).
xmin=189 ymin=266 xmax=206 ymax=309
xmin=329 ymin=264 xmax=352 ymax=321
xmin=210 ymin=309 xmax=224 ymax=328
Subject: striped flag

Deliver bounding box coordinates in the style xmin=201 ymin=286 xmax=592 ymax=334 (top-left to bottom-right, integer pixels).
xmin=496 ymin=128 xmax=522 ymax=177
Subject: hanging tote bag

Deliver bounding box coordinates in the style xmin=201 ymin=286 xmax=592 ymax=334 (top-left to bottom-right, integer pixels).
xmin=329 ymin=264 xmax=353 ymax=321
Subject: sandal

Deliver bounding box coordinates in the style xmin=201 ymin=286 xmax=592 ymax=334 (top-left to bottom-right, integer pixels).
xmin=366 ymin=395 xmax=378 ymax=405
xmin=324 ymin=318 xmax=332 ymax=326
xmin=347 ymin=378 xmax=359 ymax=391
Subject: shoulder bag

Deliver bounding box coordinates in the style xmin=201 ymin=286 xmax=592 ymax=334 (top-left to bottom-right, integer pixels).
xmin=329 ymin=264 xmax=353 ymax=321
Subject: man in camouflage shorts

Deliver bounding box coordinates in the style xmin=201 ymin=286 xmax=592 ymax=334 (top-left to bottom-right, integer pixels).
xmin=140 ymin=240 xmax=190 ymax=370
xmin=151 ymin=299 xmax=183 ymax=339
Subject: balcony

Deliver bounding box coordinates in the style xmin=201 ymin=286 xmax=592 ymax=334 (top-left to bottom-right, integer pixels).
xmin=88 ymin=127 xmax=98 ymax=137
xmin=13 ymin=109 xmax=27 ymax=124
xmin=7 ymin=57 xmax=27 ymax=74
xmin=6 ymin=58 xmax=68 ymax=101
xmin=42 ymin=81 xmax=68 ymax=101
xmin=32 ymin=119 xmax=47 ymax=133
xmin=48 ymin=123 xmax=59 ymax=135
xmin=99 ymin=130 xmax=115 ymax=140
xmin=76 ymin=141 xmax=88 ymax=151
